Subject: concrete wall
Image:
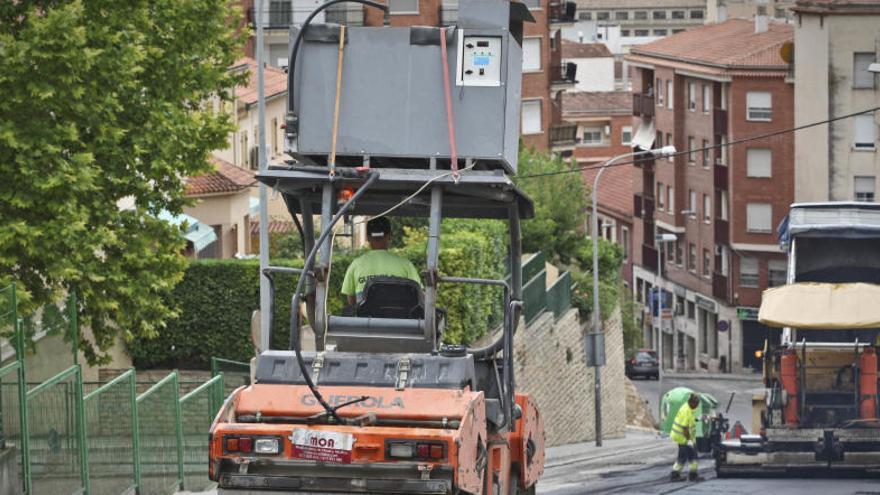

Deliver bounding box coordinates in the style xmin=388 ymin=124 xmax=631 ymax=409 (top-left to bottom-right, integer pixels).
xmin=514 ymin=308 xmax=626 ymax=447
xmin=0 ymin=448 xmax=22 ymax=495
xmin=570 ymin=57 xmax=615 ymax=92
xmin=184 ymin=191 xmax=251 ymax=258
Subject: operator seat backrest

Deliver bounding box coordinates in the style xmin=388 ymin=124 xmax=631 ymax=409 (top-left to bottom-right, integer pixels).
xmin=357 ymin=276 xmax=424 ymax=319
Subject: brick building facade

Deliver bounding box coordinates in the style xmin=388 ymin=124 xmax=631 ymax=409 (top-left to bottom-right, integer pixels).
xmin=625 ymin=19 xmax=794 ymax=372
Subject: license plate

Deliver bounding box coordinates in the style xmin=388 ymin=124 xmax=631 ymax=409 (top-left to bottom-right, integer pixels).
xmin=289 ymin=429 xmax=355 ymax=464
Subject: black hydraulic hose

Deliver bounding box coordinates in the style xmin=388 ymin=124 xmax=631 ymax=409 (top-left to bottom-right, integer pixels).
xmin=287 ymin=0 xmax=388 ymax=117
xmin=288 ymin=171 xmax=379 ymax=424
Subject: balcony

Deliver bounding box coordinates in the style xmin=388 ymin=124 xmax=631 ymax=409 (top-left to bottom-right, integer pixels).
xmin=642 ymin=244 xmax=659 ymax=273
xmin=549 ymin=123 xmax=578 ymax=151
xmin=632 ymin=93 xmax=655 ymax=118
xmin=714 ymin=218 xmax=729 ymax=244
xmin=551 ymin=63 xmax=578 ymax=89
xmin=634 ymin=194 xmax=643 ymax=219
xmin=713 ymin=108 xmax=728 ymax=134
xmin=714 ymin=164 xmax=728 ymax=190
xmin=712 ymin=273 xmax=728 ymax=301
xmin=642 ymin=196 xmax=655 ymax=220
xmin=548 ymin=1 xmax=577 ymax=24
xmin=634 ymin=155 xmax=655 ymax=170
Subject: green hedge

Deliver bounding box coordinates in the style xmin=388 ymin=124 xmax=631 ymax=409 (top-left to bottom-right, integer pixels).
xmin=130 ymin=225 xmax=506 ymax=368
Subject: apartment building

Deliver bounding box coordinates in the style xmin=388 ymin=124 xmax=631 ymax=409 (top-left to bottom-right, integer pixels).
xmin=626 ymin=19 xmax=794 ymax=372
xmin=706 ymin=0 xmax=795 ymax=22
xmin=792 ymin=0 xmax=880 ymax=203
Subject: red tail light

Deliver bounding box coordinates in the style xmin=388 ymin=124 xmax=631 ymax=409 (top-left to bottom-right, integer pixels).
xmin=386 ymin=440 xmax=446 ymax=460
xmin=239 ymin=437 xmax=254 ymax=453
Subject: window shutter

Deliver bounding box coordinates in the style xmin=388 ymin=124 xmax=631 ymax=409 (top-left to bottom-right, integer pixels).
xmin=522 ymin=38 xmax=541 ymax=71
xmin=747 ymin=148 xmax=772 ymax=177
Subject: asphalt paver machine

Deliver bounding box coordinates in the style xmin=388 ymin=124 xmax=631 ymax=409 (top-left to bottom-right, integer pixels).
xmin=715 ymin=203 xmax=880 ymax=476
xmin=208 ymin=0 xmax=546 ymax=492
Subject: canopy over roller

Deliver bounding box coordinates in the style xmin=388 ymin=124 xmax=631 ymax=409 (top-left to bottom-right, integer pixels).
xmin=759 ymin=282 xmax=880 ymax=329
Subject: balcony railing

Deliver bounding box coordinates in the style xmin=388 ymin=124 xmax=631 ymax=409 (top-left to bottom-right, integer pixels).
xmin=712 ymin=273 xmax=728 ymax=301
xmin=633 ymin=155 xmax=655 ymax=170
xmin=634 ymin=194 xmax=643 ymax=218
xmin=714 ymin=218 xmax=729 ymax=244
xmin=642 ymin=244 xmax=658 ymax=273
xmin=632 ymin=93 xmax=655 ymax=118
xmin=551 ymin=63 xmax=578 ymax=85
xmin=713 ymin=108 xmax=728 ymax=134
xmin=549 ymin=123 xmax=578 ymax=148
xmin=714 ymin=164 xmax=728 ymax=190
xmin=548 ymin=1 xmax=577 ymax=23
xmin=642 ymin=197 xmax=655 ymax=220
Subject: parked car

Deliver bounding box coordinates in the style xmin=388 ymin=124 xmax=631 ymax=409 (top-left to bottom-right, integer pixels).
xmin=625 ymin=348 xmax=659 ymax=379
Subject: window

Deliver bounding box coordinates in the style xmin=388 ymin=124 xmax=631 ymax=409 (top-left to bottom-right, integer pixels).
xmin=635 ymin=29 xmax=649 ymax=36
xmin=690 ymin=9 xmax=704 ymax=19
xmin=688 ymin=136 xmax=695 ymax=163
xmin=389 ymin=0 xmax=418 ymax=14
xmin=597 ymin=11 xmax=610 ymax=20
xmin=621 ymin=126 xmax=633 ymax=145
xmin=653 ymin=29 xmax=667 ymax=36
xmin=676 ymin=242 xmax=683 ymax=266
xmin=666 ymin=133 xmax=673 ymax=161
xmin=702 ymin=140 xmax=709 ymax=168
xmin=521 ymin=100 xmax=541 ymax=135
xmin=703 ymin=194 xmax=711 ymax=222
xmin=768 ymin=260 xmax=787 ymax=287
xmin=855 ymin=176 xmax=876 ymax=202
xmin=746 ymin=91 xmax=772 ymax=121
xmin=702 ymin=248 xmax=711 ymax=276
xmin=854 ymin=53 xmax=877 ymax=89
xmin=622 ymin=227 xmax=630 ymax=260
xmin=854 ymin=114 xmax=876 ymax=149
xmin=653 ymin=10 xmax=667 ymax=19
xmin=615 ymin=11 xmax=628 ymax=20
xmin=582 ymin=127 xmax=603 ymax=145
xmin=666 ymin=80 xmax=673 ymax=109
xmin=667 ymin=185 xmax=674 ymax=213
xmin=578 ymin=11 xmax=591 ymax=20
xmin=656 ymin=77 xmax=664 ymax=105
xmin=269 ymin=1 xmax=292 ymax=26
xmin=657 ymin=182 xmax=665 ymax=210
xmin=688 ymin=243 xmax=697 ymax=272
xmin=634 ymin=10 xmax=648 ymax=20
xmin=689 ymin=189 xmax=697 ymax=215
xmin=666 ymin=238 xmax=675 ymax=262
xmin=746 ymin=148 xmax=772 ymax=178
xmin=672 ymin=29 xmax=685 ymax=34
xmin=688 ymin=82 xmax=696 ymax=111
xmin=656 ymin=131 xmax=663 ymax=147
xmin=522 ymin=0 xmax=541 ymax=9
xmin=757 ymin=4 xmax=767 ymax=15
xmin=747 ymin=203 xmax=772 ymax=233
xmin=687 ymin=300 xmax=695 ymax=319
xmin=774 ymin=7 xmax=785 ymax=18
xmin=740 ymin=258 xmax=759 ymax=287
xmin=522 ymin=38 xmax=541 ymax=72
xmin=671 ymin=10 xmax=685 ymax=19
xmin=702 ymin=84 xmax=711 ymax=113
xmin=239 ymin=131 xmax=249 ymax=168
xmin=621 ymin=29 xmax=631 ymax=37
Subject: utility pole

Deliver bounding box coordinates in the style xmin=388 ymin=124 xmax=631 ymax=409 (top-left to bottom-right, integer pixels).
xmin=256 ymin=0 xmax=271 ymax=352
xmin=656 ymin=233 xmax=677 ymax=401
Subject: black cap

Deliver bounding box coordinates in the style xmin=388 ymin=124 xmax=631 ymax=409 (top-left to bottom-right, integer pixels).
xmin=367 ymin=217 xmax=391 ymax=238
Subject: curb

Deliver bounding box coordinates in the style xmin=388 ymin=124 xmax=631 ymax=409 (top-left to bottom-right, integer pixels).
xmin=546 ymin=441 xmax=672 ymax=469
xmin=663 ymin=372 xmax=762 ymax=382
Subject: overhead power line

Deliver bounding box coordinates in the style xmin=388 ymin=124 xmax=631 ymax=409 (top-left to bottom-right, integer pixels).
xmin=517 ymin=106 xmax=880 ymax=180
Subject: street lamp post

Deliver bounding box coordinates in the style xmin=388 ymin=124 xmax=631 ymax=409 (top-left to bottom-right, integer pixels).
xmin=655 ymin=232 xmax=677 ymax=404
xmin=590 ymin=145 xmax=675 ymax=447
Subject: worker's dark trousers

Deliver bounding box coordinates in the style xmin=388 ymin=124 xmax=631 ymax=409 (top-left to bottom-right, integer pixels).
xmin=672 ymin=444 xmax=697 ymax=472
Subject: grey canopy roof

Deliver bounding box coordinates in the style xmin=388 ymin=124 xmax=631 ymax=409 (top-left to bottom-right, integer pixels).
xmin=256 ymin=166 xmax=534 ymax=219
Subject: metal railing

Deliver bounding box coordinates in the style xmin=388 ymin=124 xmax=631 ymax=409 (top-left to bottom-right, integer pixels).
xmin=520 ymin=253 xmax=573 ymax=324
xmin=549 ymin=123 xmax=578 ymax=148
xmin=632 ymin=93 xmax=655 ymax=118
xmin=551 ymin=62 xmax=577 ymax=85
xmin=211 ymin=357 xmax=250 ymax=397
xmin=548 ymin=1 xmax=576 ymax=23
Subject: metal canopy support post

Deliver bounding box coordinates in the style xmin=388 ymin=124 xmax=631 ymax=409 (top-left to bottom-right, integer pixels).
xmin=424 ymin=185 xmax=443 ymax=348
xmin=313 ymin=184 xmax=335 ymax=350
xmin=507 ymin=204 xmax=522 ymax=431
xmin=256 ymin=0 xmax=272 ymax=353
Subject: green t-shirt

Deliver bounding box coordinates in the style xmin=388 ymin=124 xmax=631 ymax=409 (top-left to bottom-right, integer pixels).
xmin=341 ymin=250 xmax=422 ymax=299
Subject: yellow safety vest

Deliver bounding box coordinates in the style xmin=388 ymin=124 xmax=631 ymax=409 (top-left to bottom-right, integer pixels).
xmin=670 ymin=403 xmax=697 ymax=445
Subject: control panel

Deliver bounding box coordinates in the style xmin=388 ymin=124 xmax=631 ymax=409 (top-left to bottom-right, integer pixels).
xmin=456 ymin=33 xmax=502 ymax=87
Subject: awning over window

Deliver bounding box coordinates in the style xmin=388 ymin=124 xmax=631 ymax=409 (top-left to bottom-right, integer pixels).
xmin=632 ymin=120 xmax=656 ymax=151
xmin=158 ymin=211 xmax=218 ymax=253
xmin=759 ymin=282 xmax=880 ymax=329
xmin=250 ymin=196 xmax=260 ymax=216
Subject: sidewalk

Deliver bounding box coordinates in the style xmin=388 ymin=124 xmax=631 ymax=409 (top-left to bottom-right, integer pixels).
xmin=663 ymin=371 xmax=762 ymax=381
xmin=545 ymin=426 xmax=671 ymax=469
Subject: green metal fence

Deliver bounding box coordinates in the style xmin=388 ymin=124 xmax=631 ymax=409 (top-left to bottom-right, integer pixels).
xmin=522 ymin=267 xmax=547 ymax=324
xmin=0 ymin=283 xmax=233 ymax=495
xmin=179 ymin=374 xmax=224 ymax=491
xmin=211 ymin=357 xmax=250 ymax=397
xmin=547 ymin=271 xmax=574 ymax=318
xmin=83 ymin=370 xmax=136 ymax=495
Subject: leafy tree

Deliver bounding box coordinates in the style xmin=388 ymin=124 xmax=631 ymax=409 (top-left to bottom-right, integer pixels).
xmin=515 ymin=147 xmax=588 ymax=264
xmin=0 ymin=0 xmax=243 ymax=363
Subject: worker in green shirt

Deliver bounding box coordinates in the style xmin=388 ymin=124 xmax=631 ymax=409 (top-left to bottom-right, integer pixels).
xmin=669 ymin=393 xmax=702 ymax=482
xmin=341 ymin=217 xmax=422 ymax=305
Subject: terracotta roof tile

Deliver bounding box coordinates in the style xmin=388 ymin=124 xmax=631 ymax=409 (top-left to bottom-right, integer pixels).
xmin=234 ymin=57 xmax=288 ymax=107
xmin=562 ymin=40 xmax=613 ymax=59
xmin=629 ymin=19 xmax=793 ymax=70
xmin=582 ymin=163 xmax=634 ymax=219
xmin=186 ymin=157 xmax=256 ymax=196
xmin=562 ymin=91 xmax=631 ymax=116
xmin=250 ymin=220 xmax=296 ymax=235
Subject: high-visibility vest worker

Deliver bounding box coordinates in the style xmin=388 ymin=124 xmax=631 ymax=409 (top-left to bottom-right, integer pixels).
xmin=669 ymin=393 xmax=703 ymax=482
